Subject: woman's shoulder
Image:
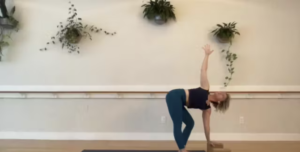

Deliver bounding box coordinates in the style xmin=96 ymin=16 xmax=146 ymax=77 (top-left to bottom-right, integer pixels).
xmin=188 ymin=87 xmax=209 ymax=95
xmin=189 ymin=87 xmax=209 ymax=91
xmin=199 ymin=87 xmax=210 ymax=92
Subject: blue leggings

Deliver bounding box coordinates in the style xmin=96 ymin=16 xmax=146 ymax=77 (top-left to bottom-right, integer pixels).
xmin=166 ymin=89 xmax=195 ymax=150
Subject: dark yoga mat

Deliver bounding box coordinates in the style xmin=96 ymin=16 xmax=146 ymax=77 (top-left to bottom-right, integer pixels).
xmin=83 ymin=150 xmax=205 ymax=152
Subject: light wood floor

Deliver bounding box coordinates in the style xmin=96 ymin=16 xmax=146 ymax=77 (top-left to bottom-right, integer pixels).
xmin=0 ymin=140 xmax=300 ymax=152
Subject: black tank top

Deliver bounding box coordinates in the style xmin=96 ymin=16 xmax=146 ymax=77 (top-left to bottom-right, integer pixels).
xmin=187 ymin=87 xmax=210 ymax=110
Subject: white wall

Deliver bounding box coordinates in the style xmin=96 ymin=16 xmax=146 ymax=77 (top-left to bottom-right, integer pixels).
xmin=0 ymin=0 xmax=300 ymax=141
xmin=0 ymin=0 xmax=299 ymax=88
xmin=0 ymin=98 xmax=299 ymax=133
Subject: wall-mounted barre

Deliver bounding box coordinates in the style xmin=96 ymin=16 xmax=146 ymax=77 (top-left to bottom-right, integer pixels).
xmin=1 ymin=91 xmax=300 ymax=93
xmin=0 ymin=91 xmax=299 ymax=99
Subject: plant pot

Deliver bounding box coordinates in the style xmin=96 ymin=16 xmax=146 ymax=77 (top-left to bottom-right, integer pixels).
xmin=0 ymin=18 xmax=17 ymax=29
xmin=154 ymin=15 xmax=166 ymax=25
xmin=70 ymin=34 xmax=82 ymax=44
xmin=217 ymin=36 xmax=231 ymax=43
xmin=65 ymin=28 xmax=82 ymax=44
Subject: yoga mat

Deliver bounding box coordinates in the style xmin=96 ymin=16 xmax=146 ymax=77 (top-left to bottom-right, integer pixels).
xmin=82 ymin=150 xmax=205 ymax=152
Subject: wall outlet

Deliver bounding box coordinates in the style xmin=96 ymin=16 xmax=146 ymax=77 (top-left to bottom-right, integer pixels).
xmin=239 ymin=116 xmax=244 ymax=124
xmin=161 ymin=116 xmax=167 ymax=124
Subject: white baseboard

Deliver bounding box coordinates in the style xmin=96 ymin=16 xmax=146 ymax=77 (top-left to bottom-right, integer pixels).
xmin=0 ymin=132 xmax=299 ymax=141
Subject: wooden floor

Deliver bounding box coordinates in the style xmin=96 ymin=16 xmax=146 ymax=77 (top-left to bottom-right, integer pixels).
xmin=0 ymin=140 xmax=300 ymax=152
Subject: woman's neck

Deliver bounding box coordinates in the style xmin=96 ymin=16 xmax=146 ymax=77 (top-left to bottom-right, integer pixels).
xmin=208 ymin=94 xmax=217 ymax=102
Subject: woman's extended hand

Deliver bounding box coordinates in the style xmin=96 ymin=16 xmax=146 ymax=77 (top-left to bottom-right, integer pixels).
xmin=209 ymin=141 xmax=222 ymax=147
xmin=202 ymin=44 xmax=214 ymax=56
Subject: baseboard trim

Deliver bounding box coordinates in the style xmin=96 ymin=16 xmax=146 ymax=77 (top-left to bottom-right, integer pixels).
xmin=0 ymin=132 xmax=299 ymax=141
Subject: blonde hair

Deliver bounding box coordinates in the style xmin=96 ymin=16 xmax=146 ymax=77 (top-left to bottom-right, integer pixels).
xmin=212 ymin=93 xmax=230 ymax=113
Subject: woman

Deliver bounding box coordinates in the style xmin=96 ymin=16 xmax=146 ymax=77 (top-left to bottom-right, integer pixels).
xmin=165 ymin=44 xmax=230 ymax=152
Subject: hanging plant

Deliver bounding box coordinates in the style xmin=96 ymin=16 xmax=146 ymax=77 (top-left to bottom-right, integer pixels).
xmin=0 ymin=0 xmax=19 ymax=29
xmin=142 ymin=0 xmax=176 ymax=25
xmin=211 ymin=22 xmax=240 ymax=87
xmin=40 ymin=1 xmax=116 ymax=54
xmin=0 ymin=0 xmax=19 ymax=61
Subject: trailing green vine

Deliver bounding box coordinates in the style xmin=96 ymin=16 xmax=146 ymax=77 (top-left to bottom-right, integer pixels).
xmin=222 ymin=43 xmax=237 ymax=87
xmin=40 ymin=1 xmax=116 ymax=53
xmin=211 ymin=22 xmax=240 ymax=87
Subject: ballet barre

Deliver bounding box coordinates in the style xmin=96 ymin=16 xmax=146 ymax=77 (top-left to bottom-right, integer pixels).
xmin=0 ymin=91 xmax=299 ymax=99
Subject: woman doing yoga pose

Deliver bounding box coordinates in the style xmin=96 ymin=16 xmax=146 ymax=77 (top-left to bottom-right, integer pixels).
xmin=165 ymin=44 xmax=231 ymax=152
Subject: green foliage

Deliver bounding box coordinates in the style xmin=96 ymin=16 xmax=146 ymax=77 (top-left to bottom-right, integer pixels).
xmin=40 ymin=1 xmax=116 ymax=53
xmin=0 ymin=32 xmax=12 ymax=61
xmin=222 ymin=47 xmax=238 ymax=87
xmin=7 ymin=6 xmax=19 ymax=29
xmin=0 ymin=6 xmax=19 ymax=61
xmin=0 ymin=2 xmax=19 ymax=29
xmin=211 ymin=22 xmax=240 ymax=43
xmin=142 ymin=0 xmax=176 ymax=23
xmin=0 ymin=40 xmax=9 ymax=61
xmin=212 ymin=22 xmax=240 ymax=87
